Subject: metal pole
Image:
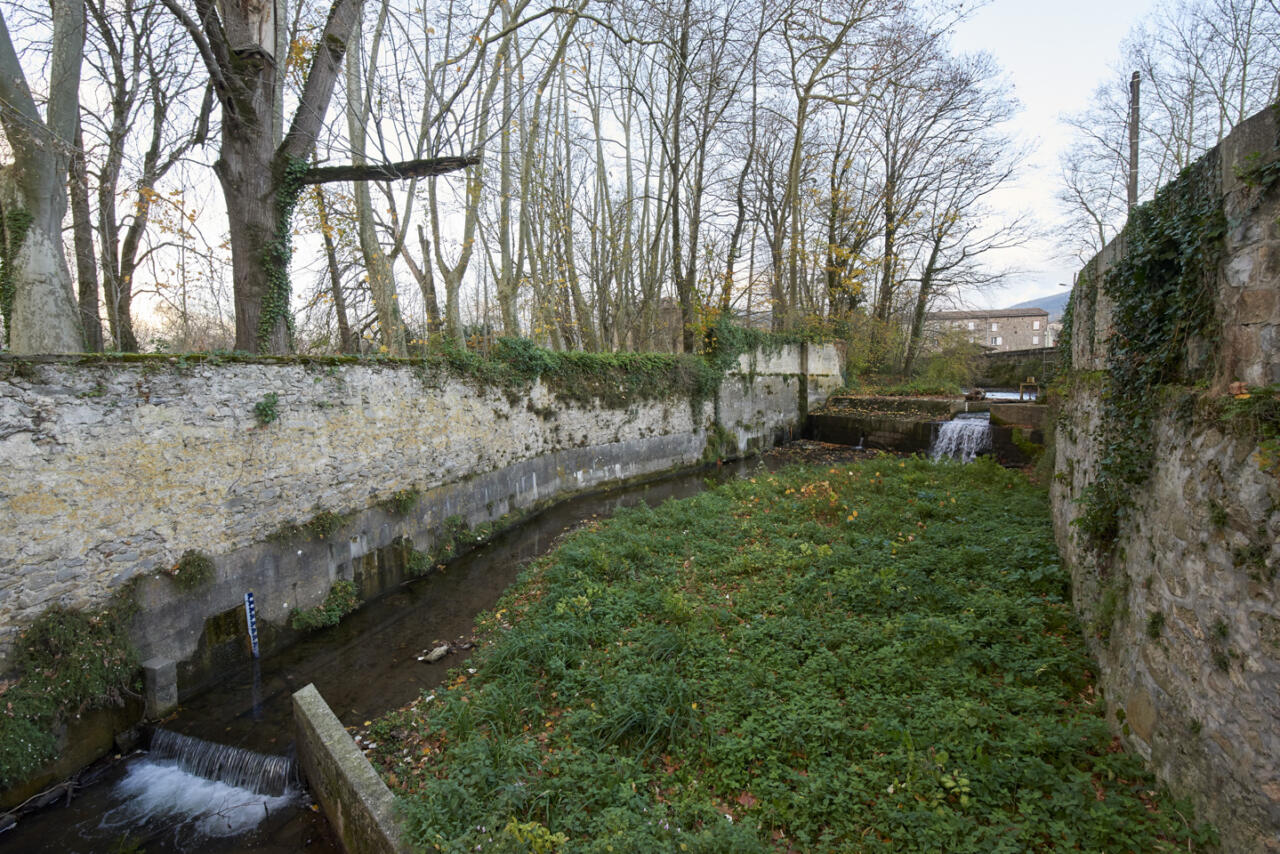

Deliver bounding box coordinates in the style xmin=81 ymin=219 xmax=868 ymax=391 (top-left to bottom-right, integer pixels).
xmin=1128 ymin=71 xmax=1140 ymax=211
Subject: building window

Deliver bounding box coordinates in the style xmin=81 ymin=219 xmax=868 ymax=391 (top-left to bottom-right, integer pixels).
xmin=1033 ymin=320 xmax=1041 ymax=330
xmin=991 ymin=336 xmax=1003 ymax=346
xmin=967 ymin=321 xmax=975 ymax=331
xmin=990 ymin=322 xmax=998 ymax=331
xmin=1033 ymin=335 xmax=1040 ymax=345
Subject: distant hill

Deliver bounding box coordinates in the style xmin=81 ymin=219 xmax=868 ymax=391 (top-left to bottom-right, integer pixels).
xmin=1005 ymin=291 xmax=1070 ymax=322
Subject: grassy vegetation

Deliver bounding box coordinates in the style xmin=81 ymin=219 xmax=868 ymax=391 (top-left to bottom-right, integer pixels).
xmin=289 ymin=580 xmax=360 ymax=631
xmin=835 ymin=376 xmax=964 ymax=397
xmin=367 ymin=457 xmax=1212 ymax=852
xmin=164 ymin=549 xmax=215 ymax=591
xmin=0 ymin=601 xmax=139 ymax=787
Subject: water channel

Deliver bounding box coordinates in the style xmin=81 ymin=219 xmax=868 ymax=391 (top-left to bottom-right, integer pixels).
xmin=1 ymin=457 xmax=773 ymax=853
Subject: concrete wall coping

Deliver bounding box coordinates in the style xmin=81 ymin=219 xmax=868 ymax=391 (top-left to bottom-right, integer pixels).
xmin=293 ymin=683 xmax=409 ymax=854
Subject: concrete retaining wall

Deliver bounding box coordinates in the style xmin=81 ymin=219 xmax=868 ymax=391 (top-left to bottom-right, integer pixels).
xmin=0 ymin=344 xmax=841 ymax=688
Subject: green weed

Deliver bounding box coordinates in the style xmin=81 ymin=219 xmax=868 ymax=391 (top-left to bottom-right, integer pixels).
xmin=253 ymin=392 xmax=280 ymax=426
xmin=289 ymin=580 xmax=360 ymax=631
xmin=367 ymin=458 xmax=1213 ymax=852
xmin=164 ymin=549 xmax=215 ymax=592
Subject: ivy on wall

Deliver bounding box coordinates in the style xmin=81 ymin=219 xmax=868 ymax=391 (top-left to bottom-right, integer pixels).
xmin=422 ymin=320 xmax=819 ymax=412
xmin=1056 ymin=287 xmax=1075 ymax=365
xmin=1074 ymin=151 xmax=1227 ymax=547
xmin=0 ymin=599 xmax=139 ymax=788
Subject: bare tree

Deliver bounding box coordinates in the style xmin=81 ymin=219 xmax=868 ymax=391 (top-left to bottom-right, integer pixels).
xmin=83 ymin=0 xmax=210 ymax=351
xmin=161 ymin=0 xmax=474 ymax=352
xmin=0 ymin=0 xmax=85 ymax=352
xmin=1060 ymin=0 xmax=1280 ymax=256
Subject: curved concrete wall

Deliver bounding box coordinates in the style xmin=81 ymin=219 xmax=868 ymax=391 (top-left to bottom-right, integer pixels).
xmin=0 ymin=344 xmax=841 ymax=687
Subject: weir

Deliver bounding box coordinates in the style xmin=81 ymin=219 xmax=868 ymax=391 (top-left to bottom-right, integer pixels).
xmin=930 ymin=412 xmax=993 ymax=462
xmin=147 ymin=729 xmax=295 ymax=798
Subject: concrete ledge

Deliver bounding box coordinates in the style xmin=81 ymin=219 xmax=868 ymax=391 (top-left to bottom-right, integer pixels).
xmin=142 ymin=657 xmax=177 ymax=718
xmin=809 ymin=413 xmax=937 ymax=453
xmin=989 ymin=403 xmax=1049 ymax=430
xmin=293 ymin=683 xmax=409 ymax=854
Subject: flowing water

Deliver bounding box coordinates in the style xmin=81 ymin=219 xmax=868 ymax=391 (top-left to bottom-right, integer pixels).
xmin=931 ymin=412 xmax=993 ymax=462
xmin=147 ymin=731 xmax=295 ymax=798
xmin=978 ymin=388 xmax=1037 ymax=401
xmin=1 ymin=459 xmax=765 ymax=853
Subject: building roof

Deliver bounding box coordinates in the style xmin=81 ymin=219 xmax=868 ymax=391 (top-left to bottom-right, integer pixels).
xmin=926 ymin=308 xmax=1049 ymax=321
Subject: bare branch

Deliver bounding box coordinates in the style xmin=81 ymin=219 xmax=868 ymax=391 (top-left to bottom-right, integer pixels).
xmin=298 ymin=154 xmax=479 ymax=185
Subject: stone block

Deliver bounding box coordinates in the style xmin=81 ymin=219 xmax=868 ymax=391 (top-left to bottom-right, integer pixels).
xmin=142 ymin=657 xmax=178 ymax=718
xmin=988 ymin=403 xmax=1049 ymax=429
xmin=1239 ymin=287 xmax=1279 ymax=324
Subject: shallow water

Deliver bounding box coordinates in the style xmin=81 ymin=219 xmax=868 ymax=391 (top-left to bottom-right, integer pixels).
xmin=980 ymin=388 xmax=1038 ymax=401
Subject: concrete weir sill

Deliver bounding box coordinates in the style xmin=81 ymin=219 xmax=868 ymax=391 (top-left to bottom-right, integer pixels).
xmin=293 ymin=683 xmax=409 ymax=854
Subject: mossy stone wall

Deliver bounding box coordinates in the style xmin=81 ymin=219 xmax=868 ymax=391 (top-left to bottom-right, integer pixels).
xmin=1052 ymin=104 xmax=1280 ymax=852
xmin=0 ymin=344 xmax=841 ymax=679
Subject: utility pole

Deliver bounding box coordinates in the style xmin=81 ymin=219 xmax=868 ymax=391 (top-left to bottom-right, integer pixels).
xmin=1128 ymin=71 xmax=1140 ymax=211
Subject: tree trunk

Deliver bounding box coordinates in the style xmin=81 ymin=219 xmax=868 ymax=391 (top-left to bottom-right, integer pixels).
xmin=901 ymin=241 xmax=941 ymax=378
xmin=410 ymin=225 xmax=442 ymax=334
xmin=217 ymin=104 xmax=292 ymax=353
xmin=163 ymin=0 xmax=365 ymax=353
xmin=668 ymin=0 xmax=693 ymax=353
xmin=0 ymin=1 xmax=85 ymax=353
xmin=876 ymin=167 xmax=897 ymax=324
xmin=495 ymin=45 xmax=519 ymax=336
xmin=345 ymin=8 xmax=406 ymax=355
xmin=70 ymin=124 xmax=104 ymax=351
xmin=314 ymin=187 xmax=354 ymax=352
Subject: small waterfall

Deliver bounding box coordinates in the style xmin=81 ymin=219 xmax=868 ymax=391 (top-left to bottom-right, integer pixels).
xmin=931 ymin=413 xmax=992 ymax=462
xmin=148 ymin=729 xmax=296 ymax=797
xmin=101 ymin=761 xmax=298 ymax=846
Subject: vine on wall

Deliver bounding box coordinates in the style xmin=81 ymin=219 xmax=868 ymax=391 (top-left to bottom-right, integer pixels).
xmin=1074 ymin=151 xmax=1227 ymax=547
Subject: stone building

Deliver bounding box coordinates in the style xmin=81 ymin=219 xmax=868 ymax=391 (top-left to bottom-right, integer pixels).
xmin=924 ymin=308 xmax=1052 ymax=351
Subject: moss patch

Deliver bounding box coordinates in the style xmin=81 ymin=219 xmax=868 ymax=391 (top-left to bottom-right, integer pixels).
xmin=0 ymin=599 xmax=139 ymax=788
xmin=290 ymin=580 xmax=360 ymax=631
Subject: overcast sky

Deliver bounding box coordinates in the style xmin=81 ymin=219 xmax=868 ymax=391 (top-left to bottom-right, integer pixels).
xmin=949 ymin=0 xmax=1156 ymax=309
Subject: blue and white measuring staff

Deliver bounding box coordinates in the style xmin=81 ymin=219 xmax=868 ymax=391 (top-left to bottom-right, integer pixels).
xmin=244 ymin=591 xmax=261 ymax=658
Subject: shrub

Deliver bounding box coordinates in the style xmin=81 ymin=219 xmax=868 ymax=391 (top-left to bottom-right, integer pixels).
xmin=165 ymin=549 xmax=214 ymax=591
xmin=290 ymin=580 xmax=360 ymax=631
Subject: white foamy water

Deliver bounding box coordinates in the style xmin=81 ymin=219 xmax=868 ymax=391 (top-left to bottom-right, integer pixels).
xmin=98 ymin=760 xmax=298 ymax=844
xmin=931 ymin=414 xmax=993 ymax=462
xmin=978 ymin=389 xmax=1037 ymax=400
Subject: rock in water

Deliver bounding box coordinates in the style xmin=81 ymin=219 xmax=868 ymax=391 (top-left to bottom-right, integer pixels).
xmin=418 ymin=644 xmax=449 ymax=663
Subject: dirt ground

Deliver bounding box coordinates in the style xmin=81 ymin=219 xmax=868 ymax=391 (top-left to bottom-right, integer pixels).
xmin=760 ymin=438 xmax=888 ymax=467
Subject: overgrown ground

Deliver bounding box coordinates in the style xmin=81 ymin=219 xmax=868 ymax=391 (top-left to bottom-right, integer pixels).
xmin=365 ymin=456 xmax=1214 ymax=853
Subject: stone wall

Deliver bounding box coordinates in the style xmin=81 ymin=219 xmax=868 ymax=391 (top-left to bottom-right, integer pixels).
xmin=975 ymin=346 xmax=1060 ymax=388
xmin=1052 ymin=106 xmax=1280 ymax=852
xmin=0 ymin=344 xmax=840 ymax=687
